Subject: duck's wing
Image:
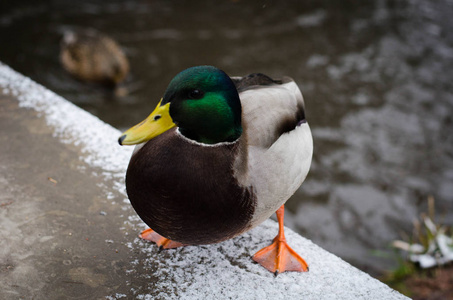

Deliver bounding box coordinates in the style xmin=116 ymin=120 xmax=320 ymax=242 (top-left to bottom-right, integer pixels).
xmin=233 ymin=73 xmax=306 ymax=148
xmin=232 ymin=73 xmax=313 ymax=228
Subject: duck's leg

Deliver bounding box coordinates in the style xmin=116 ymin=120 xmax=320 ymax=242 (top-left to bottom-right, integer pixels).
xmin=139 ymin=228 xmax=185 ymax=249
xmin=252 ymin=205 xmax=309 ymax=274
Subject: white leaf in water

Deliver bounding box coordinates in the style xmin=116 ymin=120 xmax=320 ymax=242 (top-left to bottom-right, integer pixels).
xmin=409 ymin=243 xmax=426 ymax=254
xmin=423 ymin=217 xmax=437 ymax=234
xmin=410 ymin=254 xmax=437 ymax=268
xmin=436 ymin=234 xmax=453 ymax=261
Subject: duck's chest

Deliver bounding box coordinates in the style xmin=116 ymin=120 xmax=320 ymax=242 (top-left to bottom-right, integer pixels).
xmin=125 ymin=129 xmax=257 ymax=244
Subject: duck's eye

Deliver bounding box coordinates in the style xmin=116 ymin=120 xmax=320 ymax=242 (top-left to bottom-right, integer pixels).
xmin=188 ymin=89 xmax=204 ymax=99
xmin=153 ymin=115 xmax=161 ymax=121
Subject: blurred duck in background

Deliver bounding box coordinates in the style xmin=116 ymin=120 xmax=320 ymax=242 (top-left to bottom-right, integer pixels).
xmin=60 ymin=29 xmax=130 ymax=94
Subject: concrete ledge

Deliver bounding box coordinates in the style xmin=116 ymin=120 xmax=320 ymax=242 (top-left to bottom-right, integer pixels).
xmin=0 ymin=62 xmax=408 ymax=299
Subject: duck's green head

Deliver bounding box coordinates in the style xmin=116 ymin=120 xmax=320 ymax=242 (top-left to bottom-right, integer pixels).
xmin=119 ymin=66 xmax=242 ymax=145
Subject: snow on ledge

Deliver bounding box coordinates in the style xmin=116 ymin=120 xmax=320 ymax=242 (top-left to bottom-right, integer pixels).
xmin=0 ymin=63 xmax=408 ymax=300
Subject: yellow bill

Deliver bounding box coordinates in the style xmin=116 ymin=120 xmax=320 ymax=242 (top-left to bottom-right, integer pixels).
xmin=118 ymin=99 xmax=176 ymax=145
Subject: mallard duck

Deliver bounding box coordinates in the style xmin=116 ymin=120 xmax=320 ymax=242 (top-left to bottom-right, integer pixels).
xmin=119 ymin=66 xmax=313 ymax=274
xmin=60 ymin=29 xmax=129 ymax=86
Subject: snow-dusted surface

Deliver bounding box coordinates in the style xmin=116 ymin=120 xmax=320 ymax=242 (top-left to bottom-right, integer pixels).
xmin=0 ymin=63 xmax=408 ymax=299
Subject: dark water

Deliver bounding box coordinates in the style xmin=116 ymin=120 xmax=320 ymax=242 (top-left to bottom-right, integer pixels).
xmin=1 ymin=0 xmax=452 ymax=275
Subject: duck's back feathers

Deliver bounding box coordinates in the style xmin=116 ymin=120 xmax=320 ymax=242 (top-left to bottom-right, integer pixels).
xmin=232 ymin=73 xmax=281 ymax=92
xmin=233 ymin=74 xmax=306 ymax=148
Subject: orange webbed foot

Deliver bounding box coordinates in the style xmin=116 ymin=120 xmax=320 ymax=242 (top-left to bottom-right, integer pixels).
xmin=253 ymin=205 xmax=309 ymax=274
xmin=139 ymin=228 xmax=185 ymax=249
xmin=253 ymin=237 xmax=308 ymax=275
